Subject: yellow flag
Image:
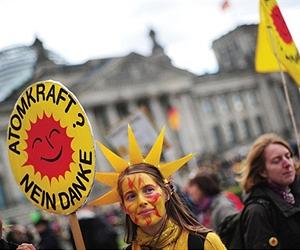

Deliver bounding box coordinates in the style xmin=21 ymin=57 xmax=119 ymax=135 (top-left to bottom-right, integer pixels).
xmin=255 ymin=0 xmax=300 ymax=87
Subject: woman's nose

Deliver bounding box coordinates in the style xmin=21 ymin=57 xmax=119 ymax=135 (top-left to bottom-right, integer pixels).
xmin=282 ymin=157 xmax=292 ymax=167
xmin=138 ymin=195 xmax=148 ymax=207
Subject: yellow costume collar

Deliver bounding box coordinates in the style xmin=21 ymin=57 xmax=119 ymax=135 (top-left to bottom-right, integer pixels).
xmin=133 ymin=219 xmax=188 ymax=250
xmin=88 ymin=125 xmax=193 ymax=206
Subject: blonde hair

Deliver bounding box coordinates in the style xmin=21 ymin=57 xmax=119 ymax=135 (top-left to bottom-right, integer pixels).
xmin=239 ymin=133 xmax=297 ymax=193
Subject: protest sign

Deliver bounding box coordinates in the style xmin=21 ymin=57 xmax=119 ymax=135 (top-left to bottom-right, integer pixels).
xmin=7 ymin=80 xmax=95 ymax=215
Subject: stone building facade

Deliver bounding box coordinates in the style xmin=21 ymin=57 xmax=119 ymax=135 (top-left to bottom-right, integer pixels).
xmin=0 ymin=25 xmax=299 ymax=217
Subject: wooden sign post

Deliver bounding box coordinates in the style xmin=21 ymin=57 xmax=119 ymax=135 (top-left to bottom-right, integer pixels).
xmin=69 ymin=212 xmax=86 ymax=250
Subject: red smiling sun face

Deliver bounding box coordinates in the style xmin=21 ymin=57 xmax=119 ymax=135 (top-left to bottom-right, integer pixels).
xmin=25 ymin=114 xmax=74 ymax=180
xmin=271 ymin=5 xmax=293 ymax=44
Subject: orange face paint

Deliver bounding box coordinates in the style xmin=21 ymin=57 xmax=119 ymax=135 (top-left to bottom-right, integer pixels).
xmin=121 ymin=173 xmax=167 ymax=227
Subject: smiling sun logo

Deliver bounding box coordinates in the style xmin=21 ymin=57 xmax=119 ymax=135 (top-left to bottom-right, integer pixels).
xmin=7 ymin=80 xmax=95 ymax=215
xmin=25 ymin=113 xmax=74 ymax=180
xmin=271 ymin=5 xmax=292 ymax=44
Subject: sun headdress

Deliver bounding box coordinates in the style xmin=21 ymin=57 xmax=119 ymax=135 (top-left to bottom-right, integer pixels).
xmin=88 ymin=124 xmax=193 ymax=206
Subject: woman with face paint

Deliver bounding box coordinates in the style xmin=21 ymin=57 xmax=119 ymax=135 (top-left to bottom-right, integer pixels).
xmin=118 ymin=164 xmax=226 ymax=250
xmin=89 ymin=126 xmax=226 ymax=250
xmin=239 ymin=133 xmax=300 ymax=249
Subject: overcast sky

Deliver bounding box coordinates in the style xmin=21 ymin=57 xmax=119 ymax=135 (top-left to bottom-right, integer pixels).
xmin=1 ymin=0 xmax=299 ymax=75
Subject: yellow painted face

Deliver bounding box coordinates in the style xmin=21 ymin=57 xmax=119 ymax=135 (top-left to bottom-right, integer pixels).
xmin=121 ymin=173 xmax=167 ymax=227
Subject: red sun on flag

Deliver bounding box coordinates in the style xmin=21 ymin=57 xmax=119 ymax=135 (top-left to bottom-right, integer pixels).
xmin=271 ymin=5 xmax=293 ymax=44
xmin=25 ymin=113 xmax=74 ymax=180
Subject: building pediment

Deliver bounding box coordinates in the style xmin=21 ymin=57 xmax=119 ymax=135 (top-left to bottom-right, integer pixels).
xmin=79 ymin=52 xmax=194 ymax=94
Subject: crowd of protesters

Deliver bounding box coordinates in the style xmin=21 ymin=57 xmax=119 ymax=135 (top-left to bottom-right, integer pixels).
xmin=1 ymin=132 xmax=300 ymax=249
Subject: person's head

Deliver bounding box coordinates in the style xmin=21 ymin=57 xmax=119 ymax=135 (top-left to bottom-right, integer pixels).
xmin=118 ymin=164 xmax=168 ymax=231
xmin=240 ymin=133 xmax=298 ymax=193
xmin=34 ymin=218 xmax=50 ymax=234
xmin=6 ymin=224 xmax=29 ymax=245
xmin=187 ymin=168 xmax=221 ymax=203
xmin=117 ymin=163 xmax=208 ymax=242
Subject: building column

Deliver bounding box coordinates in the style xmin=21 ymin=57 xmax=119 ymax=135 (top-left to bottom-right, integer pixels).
xmin=85 ymin=109 xmax=112 ymax=172
xmin=149 ymin=97 xmax=166 ymax=128
xmin=148 ymin=97 xmax=177 ymax=162
xmin=259 ymin=76 xmax=282 ymax=132
xmin=0 ymin=139 xmax=22 ymax=206
xmin=127 ymin=101 xmax=137 ymax=115
xmin=106 ymin=104 xmax=119 ymax=127
xmin=172 ymin=95 xmax=200 ymax=173
xmin=194 ymin=96 xmax=215 ymax=153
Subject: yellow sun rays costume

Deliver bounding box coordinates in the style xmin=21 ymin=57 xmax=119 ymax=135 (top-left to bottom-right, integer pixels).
xmin=88 ymin=125 xmax=227 ymax=250
xmin=88 ymin=125 xmax=193 ymax=206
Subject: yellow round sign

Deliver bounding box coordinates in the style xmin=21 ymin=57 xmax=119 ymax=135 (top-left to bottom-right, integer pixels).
xmin=7 ymin=80 xmax=95 ymax=215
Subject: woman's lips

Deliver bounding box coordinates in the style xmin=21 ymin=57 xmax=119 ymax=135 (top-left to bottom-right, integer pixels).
xmin=283 ymin=171 xmax=294 ymax=177
xmin=138 ymin=209 xmax=155 ymax=216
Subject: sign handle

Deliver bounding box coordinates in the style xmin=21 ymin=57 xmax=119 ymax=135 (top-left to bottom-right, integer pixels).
xmin=69 ymin=212 xmax=86 ymax=250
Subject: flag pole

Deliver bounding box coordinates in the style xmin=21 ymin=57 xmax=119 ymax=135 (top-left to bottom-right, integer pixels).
xmin=266 ymin=27 xmax=300 ymax=158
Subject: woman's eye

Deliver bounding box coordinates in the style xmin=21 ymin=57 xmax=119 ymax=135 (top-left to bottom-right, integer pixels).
xmin=272 ymin=157 xmax=280 ymax=164
xmin=144 ymin=187 xmax=155 ymax=194
xmin=125 ymin=193 xmax=136 ymax=201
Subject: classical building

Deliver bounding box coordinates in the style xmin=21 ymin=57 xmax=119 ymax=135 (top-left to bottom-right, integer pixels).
xmin=0 ymin=25 xmax=299 ymax=220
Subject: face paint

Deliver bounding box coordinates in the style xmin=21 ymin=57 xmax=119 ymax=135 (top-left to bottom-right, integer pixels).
xmin=121 ymin=173 xmax=167 ymax=227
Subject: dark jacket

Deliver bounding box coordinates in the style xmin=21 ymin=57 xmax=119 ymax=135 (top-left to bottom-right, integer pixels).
xmin=0 ymin=238 xmax=18 ymax=250
xmin=38 ymin=227 xmax=62 ymax=250
xmin=241 ymin=181 xmax=300 ymax=249
xmin=69 ymin=216 xmax=119 ymax=250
